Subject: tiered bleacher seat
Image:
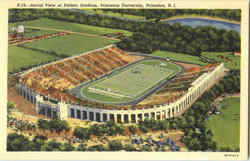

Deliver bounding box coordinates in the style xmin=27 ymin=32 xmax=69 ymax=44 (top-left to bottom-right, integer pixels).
xmin=22 ymin=47 xmax=140 ymax=102
xmin=103 ymin=49 xmax=126 ymax=66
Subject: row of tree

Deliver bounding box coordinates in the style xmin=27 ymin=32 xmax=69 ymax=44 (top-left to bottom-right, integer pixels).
xmin=9 ymin=9 xmax=241 ymax=24
xmin=8 ymin=133 xmax=74 ymax=151
xmin=101 ymin=9 xmax=241 ymax=22
xmin=9 ymin=9 xmax=41 ymax=23
xmin=73 ymin=121 xmax=124 ymax=140
xmin=179 ymin=69 xmax=240 ymax=151
xmin=201 ymin=69 xmax=240 ymax=100
xmin=7 ymin=133 xmax=151 ymax=151
xmin=37 ymin=119 xmax=70 ymax=133
xmin=9 ymin=9 xmax=240 ymax=56
xmin=117 ymin=24 xmax=240 ymax=55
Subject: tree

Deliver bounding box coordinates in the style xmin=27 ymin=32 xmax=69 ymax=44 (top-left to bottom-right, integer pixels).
xmin=37 ymin=119 xmax=49 ymax=130
xmin=49 ymin=119 xmax=70 ymax=133
xmin=177 ymin=117 xmax=188 ymax=129
xmin=88 ymin=124 xmax=105 ymax=137
xmin=128 ymin=125 xmax=137 ymax=134
xmin=41 ymin=140 xmax=61 ymax=151
xmin=30 ymin=137 xmax=45 ymax=151
xmin=108 ymin=140 xmax=123 ymax=151
xmin=73 ymin=126 xmax=89 ymax=140
xmin=140 ymin=145 xmax=152 ymax=151
xmin=37 ymin=119 xmax=70 ymax=133
xmin=7 ymin=133 xmax=32 ymax=151
xmin=77 ymin=143 xmax=87 ymax=151
xmin=88 ymin=144 xmax=106 ymax=151
xmin=7 ymin=102 xmax=16 ymax=114
xmin=124 ymin=144 xmax=137 ymax=151
xmin=139 ymin=125 xmax=148 ymax=133
xmin=60 ymin=142 xmax=75 ymax=151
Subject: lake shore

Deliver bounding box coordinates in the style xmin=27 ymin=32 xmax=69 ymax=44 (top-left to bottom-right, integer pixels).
xmin=161 ymin=15 xmax=240 ymax=25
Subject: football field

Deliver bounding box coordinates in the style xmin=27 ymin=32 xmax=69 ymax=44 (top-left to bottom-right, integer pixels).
xmin=82 ymin=59 xmax=181 ymax=103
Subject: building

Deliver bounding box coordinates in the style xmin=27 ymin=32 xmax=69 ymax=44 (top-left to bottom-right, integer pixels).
xmin=16 ymin=46 xmax=226 ymax=123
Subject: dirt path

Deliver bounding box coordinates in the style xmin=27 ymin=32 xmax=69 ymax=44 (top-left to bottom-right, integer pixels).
xmin=175 ymin=62 xmax=200 ymax=72
xmin=9 ymin=32 xmax=69 ymax=46
xmin=26 ymin=26 xmax=120 ymax=41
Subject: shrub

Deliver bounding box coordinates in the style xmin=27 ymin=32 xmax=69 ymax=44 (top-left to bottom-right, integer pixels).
xmin=108 ymin=140 xmax=123 ymax=151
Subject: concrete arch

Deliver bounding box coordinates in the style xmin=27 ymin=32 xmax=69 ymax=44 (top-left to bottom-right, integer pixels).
xmin=18 ymin=64 xmax=225 ymax=123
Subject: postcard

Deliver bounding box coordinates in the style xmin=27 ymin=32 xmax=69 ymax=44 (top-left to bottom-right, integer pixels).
xmin=0 ymin=0 xmax=248 ymax=160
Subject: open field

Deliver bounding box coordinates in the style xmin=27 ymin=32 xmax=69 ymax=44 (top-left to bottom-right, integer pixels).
xmin=22 ymin=34 xmax=118 ymax=57
xmin=9 ymin=27 xmax=59 ymax=38
xmin=152 ymin=50 xmax=207 ymax=65
xmin=8 ymin=46 xmax=58 ymax=73
xmin=206 ymin=97 xmax=240 ymax=150
xmin=21 ymin=28 xmax=58 ymax=38
xmin=82 ymin=59 xmax=181 ymax=103
xmin=10 ymin=18 xmax=132 ymax=36
xmin=201 ymin=52 xmax=240 ymax=70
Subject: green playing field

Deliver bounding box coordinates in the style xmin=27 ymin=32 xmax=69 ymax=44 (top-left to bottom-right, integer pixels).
xmin=22 ymin=34 xmax=118 ymax=57
xmin=81 ymin=59 xmax=181 ymax=103
xmin=206 ymin=97 xmax=240 ymax=150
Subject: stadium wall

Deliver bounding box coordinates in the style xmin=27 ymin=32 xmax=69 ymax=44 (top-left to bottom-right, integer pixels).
xmin=17 ymin=63 xmax=225 ymax=123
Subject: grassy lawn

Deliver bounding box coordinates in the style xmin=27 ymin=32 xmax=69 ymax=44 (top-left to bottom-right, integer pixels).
xmin=81 ymin=59 xmax=181 ymax=103
xmin=9 ymin=27 xmax=59 ymax=38
xmin=22 ymin=28 xmax=58 ymax=38
xmin=22 ymin=34 xmax=118 ymax=57
xmin=10 ymin=18 xmax=132 ymax=36
xmin=201 ymin=52 xmax=240 ymax=70
xmin=8 ymin=46 xmax=59 ymax=73
xmin=152 ymin=50 xmax=207 ymax=65
xmin=206 ymin=97 xmax=240 ymax=150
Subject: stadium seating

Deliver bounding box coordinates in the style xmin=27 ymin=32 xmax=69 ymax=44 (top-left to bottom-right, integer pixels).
xmin=22 ymin=47 xmax=137 ymax=102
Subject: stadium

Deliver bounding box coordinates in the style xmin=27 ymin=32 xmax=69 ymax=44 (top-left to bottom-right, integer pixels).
xmin=16 ymin=44 xmax=226 ymax=123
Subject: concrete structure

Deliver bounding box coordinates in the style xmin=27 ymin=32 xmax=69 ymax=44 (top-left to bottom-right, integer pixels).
xmin=17 ymin=63 xmax=225 ymax=123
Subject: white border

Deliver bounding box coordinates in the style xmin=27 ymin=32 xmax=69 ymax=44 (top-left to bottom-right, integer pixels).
xmin=0 ymin=0 xmax=248 ymax=160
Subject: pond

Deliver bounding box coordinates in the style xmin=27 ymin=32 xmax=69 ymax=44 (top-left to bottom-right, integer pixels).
xmin=163 ymin=18 xmax=240 ymax=33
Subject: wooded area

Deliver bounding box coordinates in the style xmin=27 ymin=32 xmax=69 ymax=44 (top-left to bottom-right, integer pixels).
xmin=9 ymin=9 xmax=240 ymax=56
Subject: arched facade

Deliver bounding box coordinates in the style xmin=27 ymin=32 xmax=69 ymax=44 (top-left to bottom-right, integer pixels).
xmin=17 ymin=63 xmax=225 ymax=123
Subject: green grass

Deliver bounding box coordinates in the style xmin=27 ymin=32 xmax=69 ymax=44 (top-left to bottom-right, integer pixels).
xmin=152 ymin=50 xmax=207 ymax=65
xmin=9 ymin=26 xmax=59 ymax=38
xmin=201 ymin=52 xmax=240 ymax=70
xmin=206 ymin=97 xmax=240 ymax=150
xmin=8 ymin=46 xmax=59 ymax=73
xmin=22 ymin=34 xmax=118 ymax=57
xmin=22 ymin=29 xmax=58 ymax=38
xmin=81 ymin=59 xmax=181 ymax=103
xmin=82 ymin=89 xmax=130 ymax=103
xmin=9 ymin=18 xmax=132 ymax=36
